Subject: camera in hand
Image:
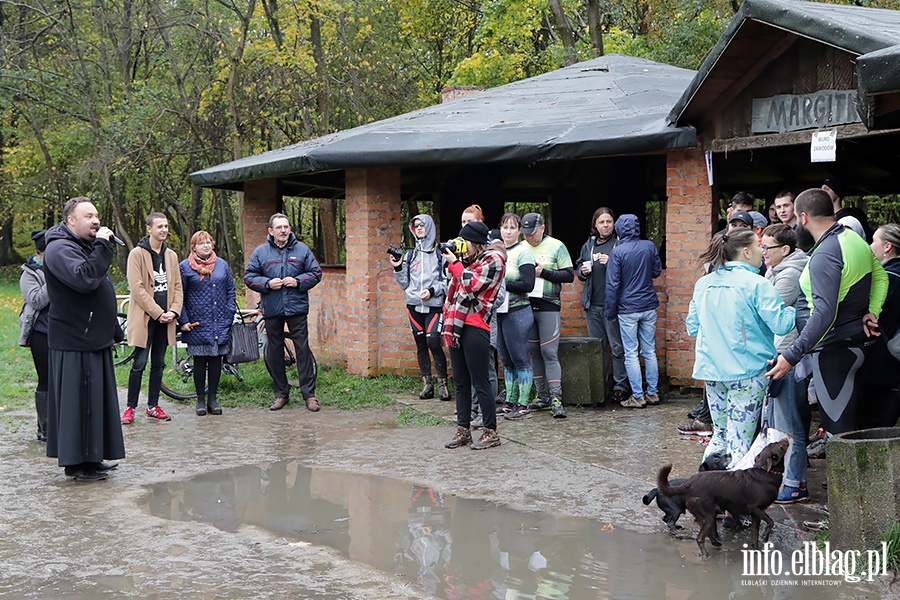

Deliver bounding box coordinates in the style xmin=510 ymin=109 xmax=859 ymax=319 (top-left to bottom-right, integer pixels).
xmin=387 ymin=246 xmax=405 ymax=261
xmin=438 ymin=237 xmax=467 ymax=255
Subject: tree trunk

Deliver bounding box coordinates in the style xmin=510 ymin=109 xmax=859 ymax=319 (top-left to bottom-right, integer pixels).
xmin=548 ymin=0 xmax=578 ymax=65
xmin=587 ymin=0 xmax=604 ymax=56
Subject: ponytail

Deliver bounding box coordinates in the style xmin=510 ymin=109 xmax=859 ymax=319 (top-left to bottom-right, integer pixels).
xmin=700 ymin=229 xmax=757 ymax=271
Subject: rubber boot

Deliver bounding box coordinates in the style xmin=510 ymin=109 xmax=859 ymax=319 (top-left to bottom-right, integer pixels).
xmin=195 ymin=396 xmax=207 ymax=416
xmin=438 ymin=377 xmax=451 ymax=401
xmin=419 ymin=376 xmax=435 ymax=399
xmin=34 ymin=391 xmax=48 ymax=443
xmin=207 ymin=396 xmax=223 ymax=415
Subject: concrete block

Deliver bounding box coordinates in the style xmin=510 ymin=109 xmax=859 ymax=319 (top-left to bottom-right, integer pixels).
xmin=558 ymin=337 xmax=605 ymax=406
xmin=827 ymin=426 xmax=900 ymax=550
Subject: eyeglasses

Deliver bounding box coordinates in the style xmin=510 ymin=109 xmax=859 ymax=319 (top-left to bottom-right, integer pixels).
xmin=760 ymin=244 xmax=786 ymax=253
xmin=413 ymin=222 xmax=425 ymax=229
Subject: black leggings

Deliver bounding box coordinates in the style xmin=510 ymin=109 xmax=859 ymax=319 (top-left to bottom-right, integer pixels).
xmin=813 ymin=345 xmax=864 ymax=434
xmin=407 ymin=306 xmax=447 ymax=379
xmin=448 ymin=326 xmax=497 ymax=431
xmin=193 ymin=355 xmax=224 ymax=401
xmin=29 ymin=330 xmax=49 ymax=394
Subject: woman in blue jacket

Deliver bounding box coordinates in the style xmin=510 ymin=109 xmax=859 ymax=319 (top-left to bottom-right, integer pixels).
xmin=687 ymin=228 xmax=795 ymax=466
xmin=179 ymin=231 xmax=237 ymax=416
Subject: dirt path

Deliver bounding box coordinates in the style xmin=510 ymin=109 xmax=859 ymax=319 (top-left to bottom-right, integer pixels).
xmin=0 ymin=391 xmax=890 ymax=598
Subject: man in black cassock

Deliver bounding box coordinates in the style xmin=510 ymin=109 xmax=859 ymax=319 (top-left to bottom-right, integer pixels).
xmin=44 ymin=197 xmax=125 ymax=481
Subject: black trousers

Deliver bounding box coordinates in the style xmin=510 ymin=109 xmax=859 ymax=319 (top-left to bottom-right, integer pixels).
xmin=127 ymin=319 xmax=169 ymax=408
xmin=265 ymin=314 xmax=317 ymax=400
xmin=449 ymin=326 xmax=497 ymax=431
xmin=407 ymin=306 xmax=447 ymax=379
xmin=29 ymin=330 xmax=50 ymax=393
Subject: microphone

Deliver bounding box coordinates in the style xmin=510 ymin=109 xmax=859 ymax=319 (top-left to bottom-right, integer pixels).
xmin=95 ymin=225 xmax=126 ymax=247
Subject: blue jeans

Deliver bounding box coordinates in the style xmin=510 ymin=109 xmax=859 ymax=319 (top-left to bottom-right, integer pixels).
xmin=617 ymin=309 xmax=658 ymax=398
xmin=585 ymin=305 xmax=628 ymax=392
xmin=769 ymin=372 xmax=810 ymax=488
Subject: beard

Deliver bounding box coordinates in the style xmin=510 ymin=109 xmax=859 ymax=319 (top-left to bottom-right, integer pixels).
xmin=795 ymin=222 xmax=816 ymax=252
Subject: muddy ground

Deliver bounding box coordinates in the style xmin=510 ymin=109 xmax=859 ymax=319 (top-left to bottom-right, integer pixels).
xmin=0 ymin=389 xmax=894 ymax=599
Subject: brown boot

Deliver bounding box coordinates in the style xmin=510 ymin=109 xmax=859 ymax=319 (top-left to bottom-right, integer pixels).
xmin=471 ymin=428 xmax=501 ymax=450
xmin=269 ymin=397 xmax=289 ymax=411
xmin=445 ymin=426 xmax=472 ymax=449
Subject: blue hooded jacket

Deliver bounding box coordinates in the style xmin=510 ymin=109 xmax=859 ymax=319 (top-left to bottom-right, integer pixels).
xmin=605 ymin=214 xmax=661 ymax=320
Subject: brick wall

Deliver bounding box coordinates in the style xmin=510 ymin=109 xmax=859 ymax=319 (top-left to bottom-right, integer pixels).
xmin=242 ymin=178 xmax=280 ymax=308
xmin=665 ymin=148 xmax=713 ymax=386
xmin=308 ymin=267 xmax=348 ymax=367
xmin=344 ymin=167 xmax=404 ymax=376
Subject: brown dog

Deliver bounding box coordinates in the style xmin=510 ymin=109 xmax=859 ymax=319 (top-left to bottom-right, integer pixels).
xmin=657 ymin=439 xmax=790 ymax=557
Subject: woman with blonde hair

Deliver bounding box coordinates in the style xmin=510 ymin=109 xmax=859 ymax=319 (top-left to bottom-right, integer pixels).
xmin=179 ymin=231 xmax=237 ymax=415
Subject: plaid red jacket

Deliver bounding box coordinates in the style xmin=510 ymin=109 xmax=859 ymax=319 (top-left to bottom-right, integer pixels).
xmin=442 ymin=247 xmax=506 ymax=348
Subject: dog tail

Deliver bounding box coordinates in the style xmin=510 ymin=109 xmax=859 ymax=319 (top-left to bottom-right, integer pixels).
xmin=642 ymin=488 xmax=658 ymax=505
xmin=657 ymin=464 xmax=689 ymax=497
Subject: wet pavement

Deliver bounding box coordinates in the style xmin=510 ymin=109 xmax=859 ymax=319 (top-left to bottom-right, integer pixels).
xmin=1 ymin=388 xmax=894 ymax=598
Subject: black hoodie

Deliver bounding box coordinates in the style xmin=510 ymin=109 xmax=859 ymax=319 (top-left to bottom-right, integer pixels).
xmin=43 ymin=223 xmax=120 ymax=351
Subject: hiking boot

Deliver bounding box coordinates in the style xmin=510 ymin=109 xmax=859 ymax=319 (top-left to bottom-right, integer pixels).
xmin=195 ymin=399 xmax=207 ymax=416
xmin=807 ymin=431 xmax=831 ymax=459
xmin=620 ymin=395 xmax=647 ymax=409
xmin=437 ymin=378 xmax=451 ymax=401
xmin=120 ymin=406 xmax=135 ymax=425
xmin=610 ymin=389 xmax=630 ymax=404
xmin=471 ymin=428 xmax=501 ymax=450
xmin=551 ymin=397 xmax=567 ymax=419
xmin=470 ymin=414 xmax=484 ymax=429
xmin=504 ymin=405 xmax=532 ymax=420
xmin=776 ymin=485 xmax=810 ymax=504
xmin=687 ymin=399 xmax=705 ymax=420
xmin=527 ymin=398 xmax=552 ymax=411
xmin=146 ymin=405 xmax=172 ymax=421
xmin=419 ymin=376 xmax=435 ymax=399
xmin=677 ymin=419 xmax=712 ymax=436
xmin=445 ymin=426 xmax=472 ymax=449
xmin=645 ymin=394 xmax=661 ymax=405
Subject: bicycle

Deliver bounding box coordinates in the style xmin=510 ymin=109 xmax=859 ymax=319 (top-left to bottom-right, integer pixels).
xmin=156 ymin=309 xmax=299 ymax=400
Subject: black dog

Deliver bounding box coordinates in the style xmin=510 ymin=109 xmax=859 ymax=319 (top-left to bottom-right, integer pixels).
xmin=642 ymin=451 xmax=731 ymax=533
xmin=657 ymin=439 xmax=789 ymax=558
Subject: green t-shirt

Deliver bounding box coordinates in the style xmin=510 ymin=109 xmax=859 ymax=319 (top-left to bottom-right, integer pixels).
xmin=525 ymin=235 xmax=573 ymax=306
xmin=505 ymin=241 xmax=537 ymax=310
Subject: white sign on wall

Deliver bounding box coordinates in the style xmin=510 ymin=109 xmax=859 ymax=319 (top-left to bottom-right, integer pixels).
xmin=810 ymin=129 xmax=837 ymax=163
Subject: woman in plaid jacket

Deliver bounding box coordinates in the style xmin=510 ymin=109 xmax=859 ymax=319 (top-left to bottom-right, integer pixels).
xmin=442 ymin=221 xmax=507 ymax=450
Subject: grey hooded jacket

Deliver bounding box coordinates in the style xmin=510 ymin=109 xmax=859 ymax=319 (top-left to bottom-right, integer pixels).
xmin=765 ymin=248 xmax=808 ymax=353
xmin=394 ymin=214 xmax=446 ymax=312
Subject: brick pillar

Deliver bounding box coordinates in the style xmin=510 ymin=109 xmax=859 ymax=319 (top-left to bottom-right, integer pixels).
xmin=345 ymin=167 xmax=402 ymax=376
xmin=665 ymin=149 xmax=714 ymax=386
xmin=242 ymin=178 xmax=281 ymax=308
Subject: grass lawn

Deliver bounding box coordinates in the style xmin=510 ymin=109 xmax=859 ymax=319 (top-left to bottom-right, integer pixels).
xmin=0 ymin=265 xmax=423 ymax=432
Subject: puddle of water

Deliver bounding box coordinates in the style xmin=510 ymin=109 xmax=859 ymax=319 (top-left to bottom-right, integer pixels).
xmin=140 ymin=461 xmax=883 ymax=599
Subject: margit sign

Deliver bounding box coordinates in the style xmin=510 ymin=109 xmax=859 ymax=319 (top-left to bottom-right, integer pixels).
xmin=751 ymin=90 xmax=860 ymax=134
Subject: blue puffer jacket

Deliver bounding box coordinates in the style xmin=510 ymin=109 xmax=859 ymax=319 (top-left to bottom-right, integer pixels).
xmin=244 ymin=233 xmax=323 ymax=317
xmin=179 ymin=258 xmax=237 ymax=348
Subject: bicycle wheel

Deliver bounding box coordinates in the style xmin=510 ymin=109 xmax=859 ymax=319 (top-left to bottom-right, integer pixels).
xmin=112 ymin=313 xmax=137 ymax=366
xmin=160 ymin=339 xmax=199 ymax=400
xmin=257 ymin=318 xmax=297 ymax=368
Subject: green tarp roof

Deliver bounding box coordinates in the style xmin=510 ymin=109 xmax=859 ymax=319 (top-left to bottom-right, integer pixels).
xmin=191 ymin=54 xmax=697 ymax=189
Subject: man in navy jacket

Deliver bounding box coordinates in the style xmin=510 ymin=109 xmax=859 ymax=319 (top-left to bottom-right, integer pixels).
xmin=605 ymin=214 xmax=662 ymax=409
xmin=245 ymin=213 xmax=323 ymax=412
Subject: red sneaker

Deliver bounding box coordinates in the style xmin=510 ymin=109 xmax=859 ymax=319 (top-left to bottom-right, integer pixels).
xmin=146 ymin=405 xmax=172 ymax=421
xmin=120 ymin=406 xmax=135 ymax=425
